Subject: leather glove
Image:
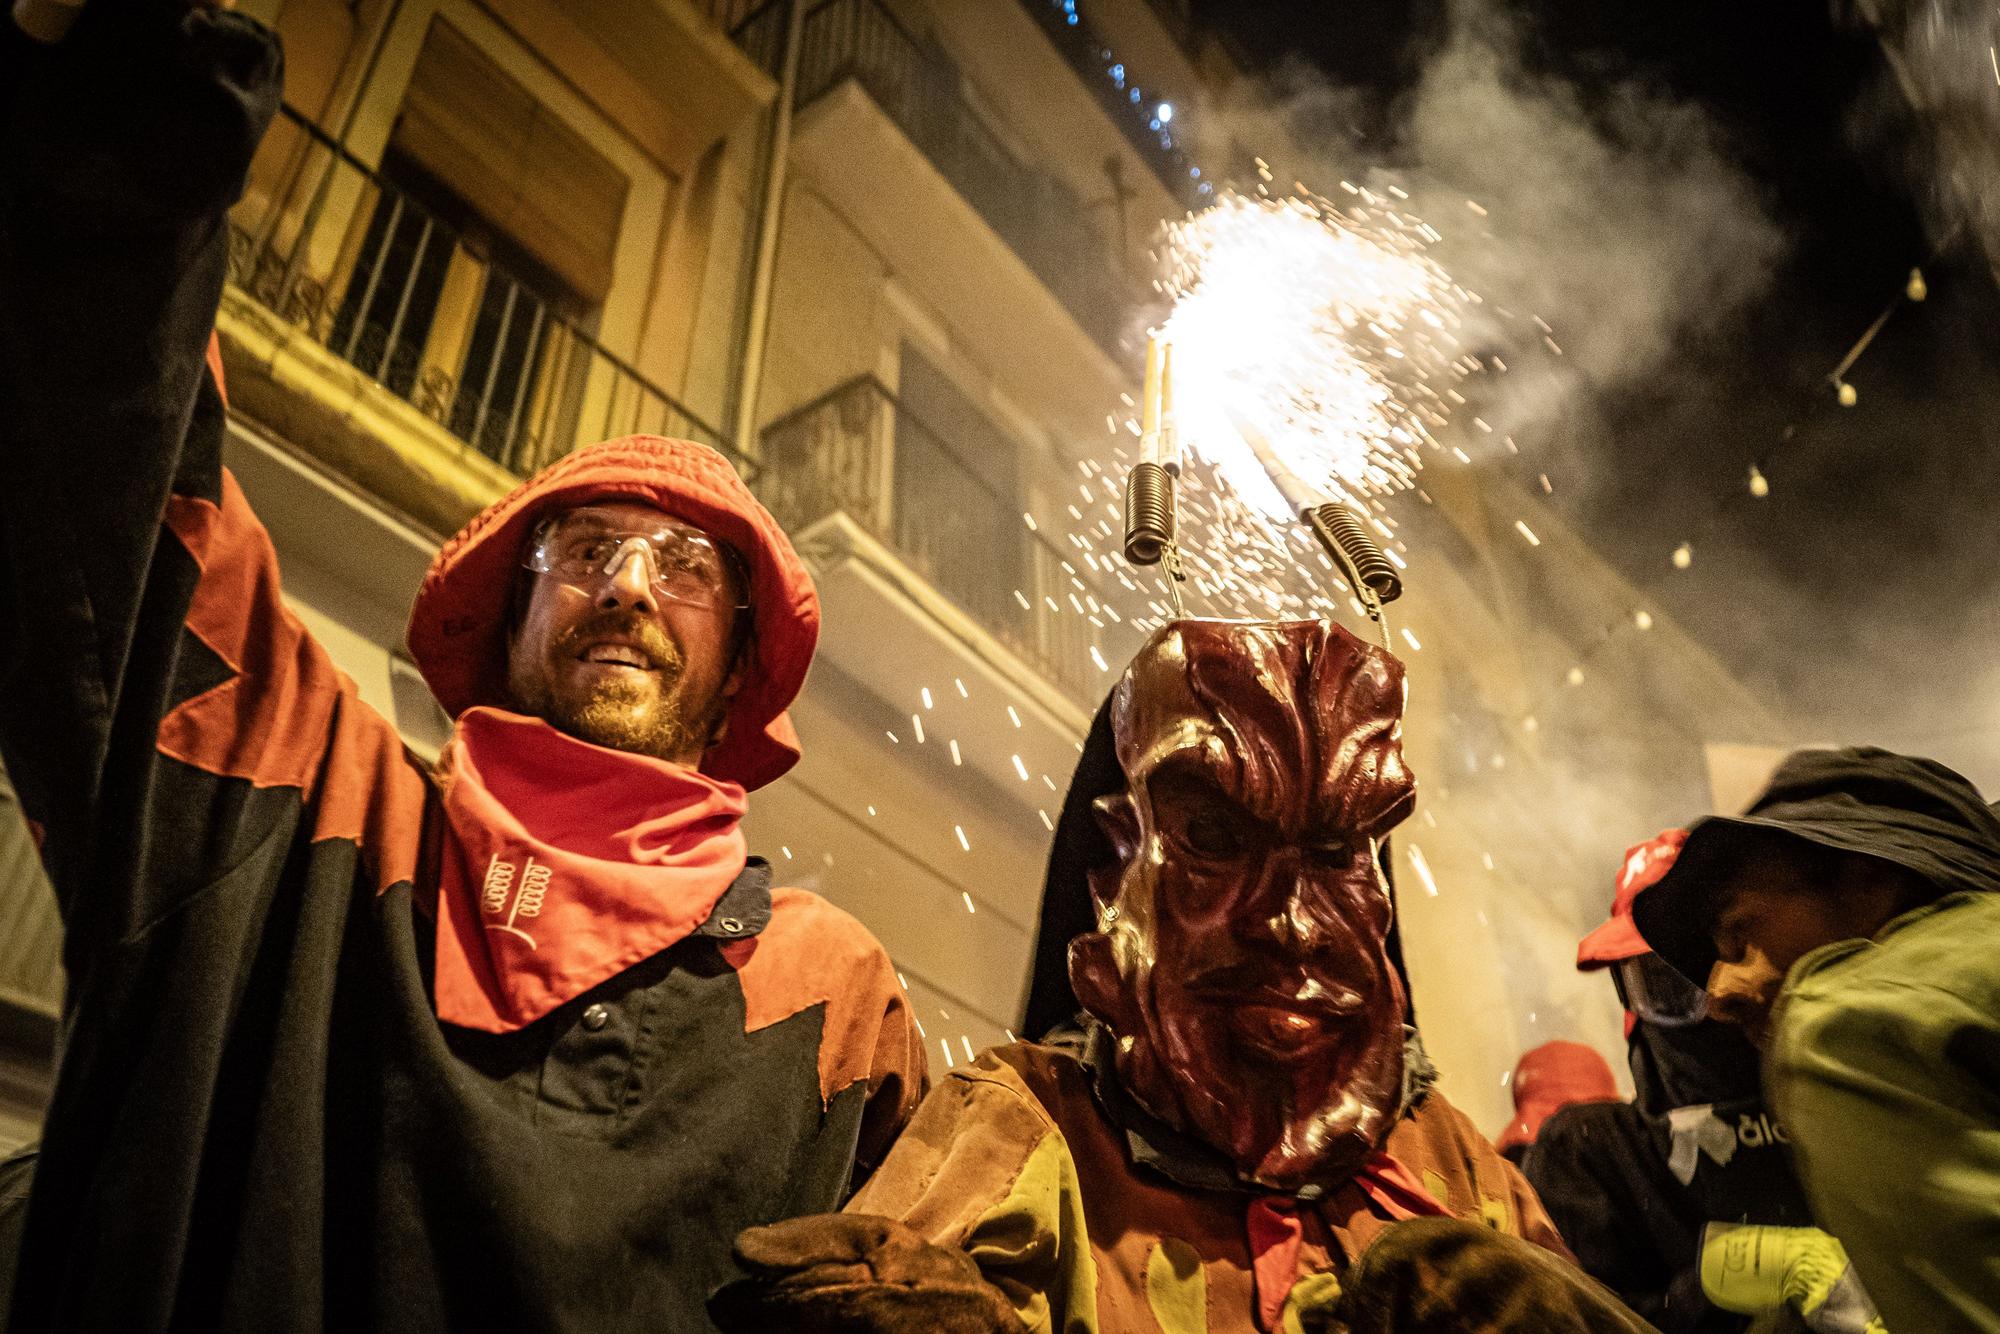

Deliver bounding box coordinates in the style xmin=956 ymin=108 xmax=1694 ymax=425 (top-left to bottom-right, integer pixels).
xmin=708 ymin=1212 xmax=1019 ymax=1334
xmin=1336 ymin=1216 xmax=1661 ymax=1333
xmin=1700 ymin=1223 xmax=1886 ymax=1334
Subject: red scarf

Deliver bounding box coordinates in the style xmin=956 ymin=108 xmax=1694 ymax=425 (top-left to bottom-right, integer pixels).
xmin=1245 ymin=1153 xmax=1451 ymax=1330
xmin=432 ymin=707 xmax=750 ymax=1032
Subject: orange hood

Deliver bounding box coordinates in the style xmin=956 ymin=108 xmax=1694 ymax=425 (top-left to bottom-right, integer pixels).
xmin=1495 ymin=1040 xmax=1620 ymax=1154
xmin=406 ymin=436 xmax=818 ymax=790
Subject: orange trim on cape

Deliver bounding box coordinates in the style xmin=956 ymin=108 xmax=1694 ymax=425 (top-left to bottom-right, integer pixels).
xmin=160 ymin=471 xmax=426 ymax=896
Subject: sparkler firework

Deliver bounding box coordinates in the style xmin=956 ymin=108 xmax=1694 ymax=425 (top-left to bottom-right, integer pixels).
xmin=1155 ymin=186 xmax=1482 ymax=520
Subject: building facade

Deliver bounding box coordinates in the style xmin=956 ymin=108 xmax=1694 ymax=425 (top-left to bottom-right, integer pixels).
xmin=0 ymin=0 xmax=1787 ymax=1148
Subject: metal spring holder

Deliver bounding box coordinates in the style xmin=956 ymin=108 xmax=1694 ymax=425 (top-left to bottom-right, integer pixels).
xmin=1124 ymin=461 xmax=1175 ymax=566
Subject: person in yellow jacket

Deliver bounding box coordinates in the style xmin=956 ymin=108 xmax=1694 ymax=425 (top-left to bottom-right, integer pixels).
xmin=1635 ymin=747 xmax=2000 ymax=1333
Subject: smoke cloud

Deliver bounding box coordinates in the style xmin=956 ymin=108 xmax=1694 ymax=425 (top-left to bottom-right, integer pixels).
xmin=1197 ymin=3 xmax=1788 ymax=475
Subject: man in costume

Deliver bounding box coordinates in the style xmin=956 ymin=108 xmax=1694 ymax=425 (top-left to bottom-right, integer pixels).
xmin=1634 ymin=748 xmax=2000 ymax=1333
xmin=0 ymin=4 xmax=920 ymax=1329
xmin=711 ymin=619 xmax=1654 ymax=1332
xmin=1526 ymin=831 xmax=1883 ymax=1333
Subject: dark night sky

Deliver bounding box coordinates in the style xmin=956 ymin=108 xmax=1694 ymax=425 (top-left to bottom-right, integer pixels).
xmin=1193 ymin=0 xmax=2000 ymax=772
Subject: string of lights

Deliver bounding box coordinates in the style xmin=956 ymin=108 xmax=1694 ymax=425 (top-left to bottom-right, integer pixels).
xmin=1472 ymin=262 xmax=1932 ymax=714
xmin=1030 ymin=0 xmax=1215 ymax=201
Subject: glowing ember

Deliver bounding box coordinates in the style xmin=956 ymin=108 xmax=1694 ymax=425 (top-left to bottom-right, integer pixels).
xmin=1158 ymin=188 xmax=1477 ymax=519
xmin=1407 ymin=843 xmax=1442 ymax=897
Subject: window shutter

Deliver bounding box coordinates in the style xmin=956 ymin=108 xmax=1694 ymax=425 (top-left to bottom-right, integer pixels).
xmin=393 ymin=19 xmax=628 ymax=306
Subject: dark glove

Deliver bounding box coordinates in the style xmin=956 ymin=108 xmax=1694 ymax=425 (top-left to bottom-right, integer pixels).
xmin=708 ymin=1213 xmax=1020 ymax=1334
xmin=5 ymin=0 xmax=280 ymax=233
xmin=1337 ymin=1217 xmax=1662 ymax=1334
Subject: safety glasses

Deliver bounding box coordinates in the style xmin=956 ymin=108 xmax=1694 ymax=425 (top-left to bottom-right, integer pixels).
xmin=1614 ymin=952 xmax=1711 ymax=1028
xmin=524 ymin=508 xmax=749 ymax=611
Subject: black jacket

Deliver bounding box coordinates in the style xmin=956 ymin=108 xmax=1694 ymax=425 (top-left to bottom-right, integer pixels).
xmin=1524 ymin=1093 xmax=1813 ymax=1334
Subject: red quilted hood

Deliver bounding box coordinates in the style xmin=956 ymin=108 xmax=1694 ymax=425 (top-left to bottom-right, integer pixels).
xmin=406 ymin=436 xmax=818 ymax=791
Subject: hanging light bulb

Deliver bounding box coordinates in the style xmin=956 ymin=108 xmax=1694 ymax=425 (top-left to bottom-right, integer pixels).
xmin=1906 ymin=267 xmax=1928 ymax=302
xmin=1748 ymin=464 xmax=1770 ymax=498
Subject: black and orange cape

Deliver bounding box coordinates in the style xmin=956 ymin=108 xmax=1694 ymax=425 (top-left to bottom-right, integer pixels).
xmin=0 ymin=8 xmax=918 ymax=1330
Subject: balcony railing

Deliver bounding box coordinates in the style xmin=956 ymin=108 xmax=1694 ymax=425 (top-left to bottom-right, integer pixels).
xmin=759 ymin=375 xmax=1116 ymax=703
xmin=226 ymin=105 xmax=740 ymax=480
xmin=793 ymin=0 xmax=1129 ymax=355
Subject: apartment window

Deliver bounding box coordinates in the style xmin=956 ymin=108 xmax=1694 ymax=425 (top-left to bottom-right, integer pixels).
xmin=329 ymin=18 xmax=628 ymax=466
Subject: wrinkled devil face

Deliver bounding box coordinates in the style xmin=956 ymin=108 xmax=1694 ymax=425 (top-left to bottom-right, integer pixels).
xmin=1069 ymin=619 xmax=1417 ymax=1191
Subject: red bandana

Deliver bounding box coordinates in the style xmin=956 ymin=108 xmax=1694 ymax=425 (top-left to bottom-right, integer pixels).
xmin=431 ymin=707 xmax=750 ymax=1032
xmin=1245 ymin=1155 xmax=1452 ymax=1329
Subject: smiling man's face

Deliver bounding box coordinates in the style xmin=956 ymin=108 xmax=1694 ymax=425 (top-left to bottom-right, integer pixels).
xmin=505 ymin=500 xmax=746 ymax=765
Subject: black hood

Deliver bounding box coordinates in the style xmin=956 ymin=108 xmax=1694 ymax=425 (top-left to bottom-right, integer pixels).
xmin=1021 ymin=694 xmax=1122 ymax=1041
xmin=1633 ymin=745 xmax=2000 ymax=983
xmin=1020 ymin=688 xmax=1416 ymax=1039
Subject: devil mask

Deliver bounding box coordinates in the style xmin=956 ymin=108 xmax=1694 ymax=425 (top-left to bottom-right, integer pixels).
xmin=1067 ymin=619 xmax=1417 ymax=1192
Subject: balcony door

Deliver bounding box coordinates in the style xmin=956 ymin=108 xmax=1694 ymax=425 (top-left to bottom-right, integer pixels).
xmin=331 ymin=18 xmax=627 ymax=469
xmin=893 ymin=346 xmax=1030 ymax=650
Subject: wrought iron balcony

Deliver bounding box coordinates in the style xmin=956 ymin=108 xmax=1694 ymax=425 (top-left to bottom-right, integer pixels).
xmin=226 ymin=105 xmax=739 ymax=481
xmin=792 ymin=0 xmax=1130 ymax=355
xmin=759 ymin=375 xmax=1120 ymax=704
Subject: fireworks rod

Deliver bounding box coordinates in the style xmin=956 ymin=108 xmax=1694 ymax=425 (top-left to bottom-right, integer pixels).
xmin=1125 ymin=333 xmax=1176 ymax=568
xmin=1230 ymin=414 xmax=1402 ymax=644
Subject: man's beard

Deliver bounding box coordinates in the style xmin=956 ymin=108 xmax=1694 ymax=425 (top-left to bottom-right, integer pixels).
xmin=511 ymin=610 xmax=714 ymax=761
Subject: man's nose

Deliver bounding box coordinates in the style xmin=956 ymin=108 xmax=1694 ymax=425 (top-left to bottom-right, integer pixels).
xmin=1705 ymin=960 xmax=1767 ymax=1030
xmin=596 ymin=539 xmax=659 ymax=613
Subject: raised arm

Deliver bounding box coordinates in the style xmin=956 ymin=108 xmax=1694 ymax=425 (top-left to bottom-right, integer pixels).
xmin=0 ymin=3 xmax=280 ymax=924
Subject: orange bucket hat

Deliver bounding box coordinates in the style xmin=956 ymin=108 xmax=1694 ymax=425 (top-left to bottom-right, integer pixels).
xmin=406 ymin=436 xmax=818 ymax=790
